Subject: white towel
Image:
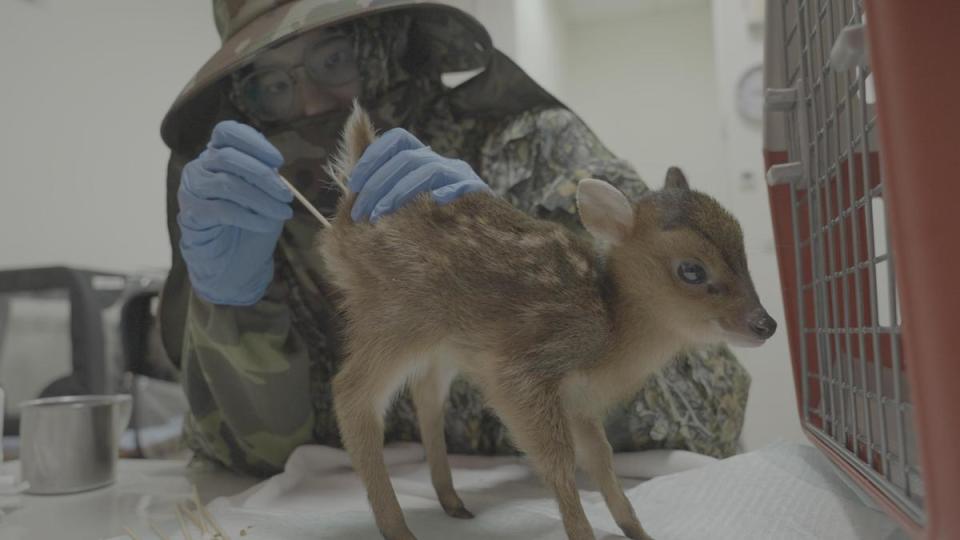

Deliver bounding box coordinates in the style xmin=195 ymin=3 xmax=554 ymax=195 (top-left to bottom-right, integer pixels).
xmin=119 ymin=441 xmax=905 ymax=540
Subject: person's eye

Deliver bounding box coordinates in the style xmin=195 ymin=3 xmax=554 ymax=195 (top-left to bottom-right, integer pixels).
xmin=252 ymin=70 xmax=291 ymax=95
xmin=324 ymin=50 xmax=344 ymax=69
xmin=263 ymin=79 xmax=290 ymax=95
xmin=308 ymin=39 xmax=356 ymax=72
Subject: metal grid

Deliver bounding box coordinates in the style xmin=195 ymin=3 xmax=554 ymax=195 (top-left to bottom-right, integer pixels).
xmin=778 ymin=0 xmax=924 ymax=523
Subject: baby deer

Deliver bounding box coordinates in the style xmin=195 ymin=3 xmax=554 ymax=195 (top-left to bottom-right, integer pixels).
xmin=321 ymin=105 xmax=776 ymax=540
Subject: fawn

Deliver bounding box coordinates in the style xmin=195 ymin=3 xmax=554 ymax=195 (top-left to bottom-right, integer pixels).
xmin=320 ymin=105 xmax=776 ymax=540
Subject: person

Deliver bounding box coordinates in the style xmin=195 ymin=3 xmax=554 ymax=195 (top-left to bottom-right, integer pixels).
xmin=159 ymin=0 xmax=751 ymax=477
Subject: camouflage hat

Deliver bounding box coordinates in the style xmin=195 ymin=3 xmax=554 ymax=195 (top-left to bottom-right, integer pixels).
xmin=160 ymin=0 xmax=492 ymax=150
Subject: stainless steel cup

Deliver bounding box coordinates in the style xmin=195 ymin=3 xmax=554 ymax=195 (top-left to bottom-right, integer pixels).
xmin=19 ymin=394 xmax=132 ymax=494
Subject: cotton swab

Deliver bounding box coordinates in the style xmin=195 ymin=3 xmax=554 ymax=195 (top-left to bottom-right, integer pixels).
xmin=279 ymin=175 xmax=332 ymax=228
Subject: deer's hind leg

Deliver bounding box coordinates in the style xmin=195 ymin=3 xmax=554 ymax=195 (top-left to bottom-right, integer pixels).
xmin=333 ymin=337 xmax=425 ymax=540
xmin=409 ymin=361 xmax=472 ymax=519
xmin=484 ymin=373 xmax=596 ymax=540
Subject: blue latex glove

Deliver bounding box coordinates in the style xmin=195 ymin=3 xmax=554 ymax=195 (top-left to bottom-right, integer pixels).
xmin=177 ymin=120 xmax=293 ymax=306
xmin=348 ymin=128 xmax=493 ymax=223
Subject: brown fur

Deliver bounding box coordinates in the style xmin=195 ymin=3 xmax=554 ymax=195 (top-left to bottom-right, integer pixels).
xmin=320 ymin=104 xmax=775 ymax=540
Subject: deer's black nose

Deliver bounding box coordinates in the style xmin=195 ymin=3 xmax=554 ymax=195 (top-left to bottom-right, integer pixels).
xmin=749 ymin=313 xmax=778 ymax=339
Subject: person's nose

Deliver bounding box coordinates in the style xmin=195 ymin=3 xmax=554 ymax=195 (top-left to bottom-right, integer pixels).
xmin=300 ymin=83 xmax=336 ymax=117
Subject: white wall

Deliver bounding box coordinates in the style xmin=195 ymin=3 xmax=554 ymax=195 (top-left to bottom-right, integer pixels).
xmin=562 ymin=4 xmax=724 ymax=194
xmin=512 ymin=0 xmax=566 ymax=97
xmin=0 ymin=1 xmax=218 ymax=273
xmin=708 ymin=0 xmax=804 ymax=449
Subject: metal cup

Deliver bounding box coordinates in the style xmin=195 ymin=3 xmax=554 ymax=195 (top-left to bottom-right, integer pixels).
xmin=19 ymin=394 xmax=132 ymax=495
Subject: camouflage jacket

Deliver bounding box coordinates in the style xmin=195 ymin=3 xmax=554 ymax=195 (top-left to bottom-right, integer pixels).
xmin=160 ymin=2 xmax=751 ymax=477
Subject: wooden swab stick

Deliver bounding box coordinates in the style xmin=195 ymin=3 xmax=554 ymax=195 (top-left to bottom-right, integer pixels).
xmin=193 ymin=485 xmax=230 ymax=540
xmin=178 ymin=502 xmax=205 ymax=535
xmin=148 ymin=519 xmax=170 ymax=540
xmin=279 ymin=175 xmax=332 ymax=229
xmin=175 ymin=505 xmax=194 ymax=540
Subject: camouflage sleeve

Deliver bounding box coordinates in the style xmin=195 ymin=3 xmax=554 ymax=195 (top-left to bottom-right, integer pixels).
xmin=159 ymin=139 xmax=322 ymax=476
xmin=178 ymin=245 xmax=316 ymax=477
xmin=479 ymin=108 xmax=649 ymax=228
xmin=475 ymin=107 xmax=752 ymax=458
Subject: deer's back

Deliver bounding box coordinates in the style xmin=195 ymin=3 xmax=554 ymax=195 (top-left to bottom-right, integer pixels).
xmin=322 ymin=193 xmax=613 ymax=367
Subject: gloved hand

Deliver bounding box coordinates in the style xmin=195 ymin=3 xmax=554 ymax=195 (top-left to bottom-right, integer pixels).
xmin=348 ymin=128 xmax=493 ymax=223
xmin=177 ymin=120 xmax=293 ymax=306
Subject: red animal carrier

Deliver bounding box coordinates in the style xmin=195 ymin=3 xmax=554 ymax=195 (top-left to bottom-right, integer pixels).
xmin=763 ymin=1 xmax=960 ymax=538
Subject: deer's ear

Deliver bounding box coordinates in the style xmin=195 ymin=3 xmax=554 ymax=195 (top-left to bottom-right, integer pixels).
xmin=576 ymin=178 xmax=635 ymax=245
xmin=664 ymin=166 xmax=690 ymax=191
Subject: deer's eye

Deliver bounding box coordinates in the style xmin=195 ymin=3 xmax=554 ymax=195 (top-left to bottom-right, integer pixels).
xmin=677 ymin=261 xmax=707 ymax=285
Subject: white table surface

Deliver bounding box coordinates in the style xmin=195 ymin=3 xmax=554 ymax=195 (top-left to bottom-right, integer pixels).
xmin=0 ymin=458 xmax=260 ymax=540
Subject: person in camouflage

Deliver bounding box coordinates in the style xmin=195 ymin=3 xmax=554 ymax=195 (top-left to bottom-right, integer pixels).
xmin=159 ymin=0 xmax=751 ymax=477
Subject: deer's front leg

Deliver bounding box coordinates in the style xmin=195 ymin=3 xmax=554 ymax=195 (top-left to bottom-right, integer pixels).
xmin=570 ymin=415 xmax=652 ymax=540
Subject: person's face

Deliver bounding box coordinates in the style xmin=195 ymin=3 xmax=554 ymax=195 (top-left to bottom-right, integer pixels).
xmin=236 ymin=28 xmax=362 ymax=124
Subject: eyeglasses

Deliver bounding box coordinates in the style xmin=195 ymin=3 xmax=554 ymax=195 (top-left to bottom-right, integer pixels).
xmin=235 ymin=36 xmax=360 ymax=123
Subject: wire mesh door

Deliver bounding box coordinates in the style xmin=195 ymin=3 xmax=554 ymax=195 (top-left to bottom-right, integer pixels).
xmin=772 ymin=0 xmax=923 ymax=526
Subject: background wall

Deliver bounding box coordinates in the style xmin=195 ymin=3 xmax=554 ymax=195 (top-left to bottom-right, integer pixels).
xmin=0 ymin=1 xmax=217 ymax=273
xmin=705 ymin=0 xmax=803 ymax=451
xmin=563 ymin=4 xmax=723 ymax=197
xmin=0 ymin=0 xmax=803 ymax=450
